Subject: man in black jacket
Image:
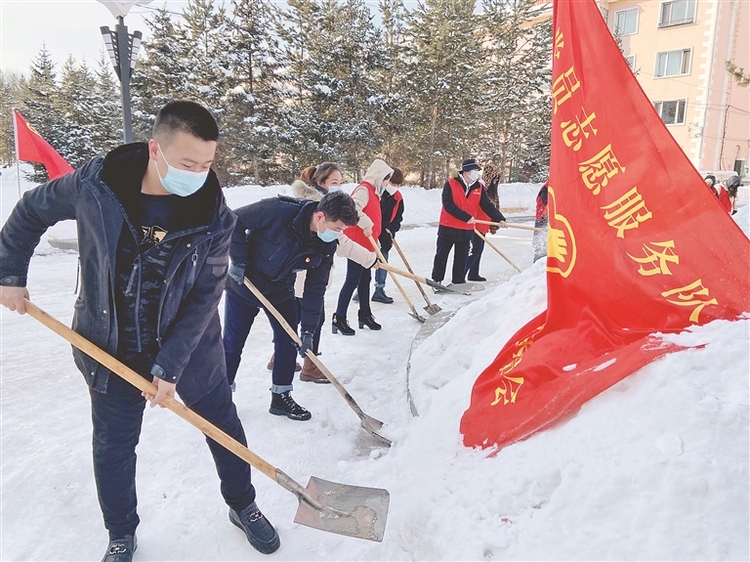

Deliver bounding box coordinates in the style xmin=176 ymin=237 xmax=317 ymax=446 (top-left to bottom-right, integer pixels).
xmin=0 ymin=101 xmax=280 ymax=560
xmin=224 ymin=191 xmax=358 ymax=420
xmin=432 ymin=158 xmax=506 ymax=285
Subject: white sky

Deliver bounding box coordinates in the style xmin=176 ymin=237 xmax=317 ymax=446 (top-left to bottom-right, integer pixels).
xmin=1 ymin=1 xmax=191 ymax=75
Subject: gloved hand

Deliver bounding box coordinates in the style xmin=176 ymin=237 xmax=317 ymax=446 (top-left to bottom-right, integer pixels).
xmin=489 ymin=225 xmax=499 ymax=234
xmin=228 ymin=263 xmax=246 ymax=284
xmin=298 ymin=331 xmax=314 ymax=357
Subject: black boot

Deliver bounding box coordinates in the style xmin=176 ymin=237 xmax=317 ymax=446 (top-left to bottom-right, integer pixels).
xmin=332 ymin=313 xmax=355 ymax=335
xmin=229 ymin=501 xmax=281 ymax=554
xmin=372 ymin=287 xmax=394 ymax=304
xmin=358 ymin=310 xmax=382 ymax=330
xmin=269 ymin=391 xmax=312 ymax=421
xmin=101 ymin=535 xmax=137 ymax=562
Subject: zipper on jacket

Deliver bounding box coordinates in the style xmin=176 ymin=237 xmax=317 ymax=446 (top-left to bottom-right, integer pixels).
xmin=133 ymin=255 xmax=143 ymax=353
xmin=156 ymin=238 xmax=209 ymax=346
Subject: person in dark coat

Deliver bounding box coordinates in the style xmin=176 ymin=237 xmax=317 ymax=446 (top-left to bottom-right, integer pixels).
xmin=223 ymin=191 xmax=358 ymax=419
xmin=372 ymin=167 xmax=405 ymax=304
xmin=431 ymin=158 xmax=506 ymax=285
xmin=533 ymin=181 xmax=549 ymax=263
xmin=0 ymin=101 xmax=280 ymax=560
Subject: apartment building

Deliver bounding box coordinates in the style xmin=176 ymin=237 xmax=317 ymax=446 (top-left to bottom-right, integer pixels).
xmin=532 ymin=0 xmax=749 ymax=178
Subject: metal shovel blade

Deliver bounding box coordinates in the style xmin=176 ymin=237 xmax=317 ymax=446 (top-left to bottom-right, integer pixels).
xmin=360 ymin=414 xmax=392 ymax=446
xmin=423 ymin=303 xmax=442 ymax=315
xmin=409 ymin=309 xmax=427 ymax=323
xmin=294 ymin=476 xmax=390 ymax=542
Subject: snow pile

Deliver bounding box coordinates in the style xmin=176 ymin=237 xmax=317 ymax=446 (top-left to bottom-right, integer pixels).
xmin=1 ymin=167 xmax=748 ymax=560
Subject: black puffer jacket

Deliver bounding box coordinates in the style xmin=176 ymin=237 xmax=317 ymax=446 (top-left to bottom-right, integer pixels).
xmin=227 ymin=196 xmax=336 ymax=333
xmin=0 ymin=143 xmax=235 ymax=404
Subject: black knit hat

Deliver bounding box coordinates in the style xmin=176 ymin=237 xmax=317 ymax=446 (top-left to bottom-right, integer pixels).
xmin=459 ymin=158 xmax=481 ymax=172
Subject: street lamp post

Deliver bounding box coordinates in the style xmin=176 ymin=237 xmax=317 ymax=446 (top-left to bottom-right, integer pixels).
xmin=97 ymin=1 xmax=152 ymax=143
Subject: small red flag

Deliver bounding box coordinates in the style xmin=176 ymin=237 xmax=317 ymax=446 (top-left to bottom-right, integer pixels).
xmin=13 ymin=109 xmax=74 ymax=180
xmin=460 ymin=0 xmax=750 ymax=450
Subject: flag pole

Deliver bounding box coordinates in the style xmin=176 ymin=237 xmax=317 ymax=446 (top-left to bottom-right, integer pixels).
xmin=11 ymin=108 xmax=21 ymax=199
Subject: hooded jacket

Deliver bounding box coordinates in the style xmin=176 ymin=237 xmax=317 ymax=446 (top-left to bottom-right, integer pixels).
xmin=0 ymin=143 xmax=235 ymax=405
xmin=345 ymin=159 xmax=394 ymax=250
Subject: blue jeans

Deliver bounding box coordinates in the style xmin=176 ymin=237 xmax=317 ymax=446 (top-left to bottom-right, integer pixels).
xmin=374 ymin=249 xmax=389 ymax=288
xmin=90 ymin=369 xmax=254 ymax=539
xmin=223 ymin=288 xmax=298 ymax=391
xmin=336 ymin=259 xmax=372 ymax=316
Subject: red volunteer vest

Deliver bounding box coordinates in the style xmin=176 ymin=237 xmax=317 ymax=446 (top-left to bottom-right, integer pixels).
xmin=344 ymin=181 xmax=382 ymax=249
xmin=389 ymin=191 xmax=404 ymax=223
xmin=439 ymin=177 xmax=482 ymax=231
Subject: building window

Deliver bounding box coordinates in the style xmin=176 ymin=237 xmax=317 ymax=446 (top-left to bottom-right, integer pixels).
xmin=655 ymin=49 xmax=691 ymax=77
xmin=625 ymin=54 xmax=636 ymax=71
xmin=614 ymin=8 xmax=639 ymax=35
xmin=659 ymin=0 xmax=696 ymax=27
xmin=654 ymin=100 xmax=687 ymax=125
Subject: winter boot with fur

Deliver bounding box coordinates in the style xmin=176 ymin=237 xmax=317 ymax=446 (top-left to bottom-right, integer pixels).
xmin=299 ymin=356 xmax=330 ymax=383
xmin=269 ymin=391 xmax=312 ymax=421
xmin=332 ymin=313 xmax=355 ymax=335
xmin=358 ymin=310 xmax=382 ymax=330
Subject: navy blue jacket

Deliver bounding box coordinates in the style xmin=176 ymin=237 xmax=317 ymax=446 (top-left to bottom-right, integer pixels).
xmin=228 ymin=196 xmax=336 ymax=333
xmin=0 ymin=143 xmax=235 ymax=405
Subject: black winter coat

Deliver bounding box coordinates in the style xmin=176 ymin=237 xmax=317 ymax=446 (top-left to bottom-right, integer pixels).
xmin=227 ymin=196 xmax=336 ymax=333
xmin=378 ymin=190 xmax=404 ymax=253
xmin=0 ymin=143 xmax=236 ymax=405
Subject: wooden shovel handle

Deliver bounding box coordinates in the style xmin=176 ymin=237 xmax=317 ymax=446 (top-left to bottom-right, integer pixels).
xmin=474 ymin=230 xmax=522 ymax=273
xmin=367 ymin=234 xmax=417 ymax=311
xmin=474 ymin=219 xmax=541 ymax=231
xmin=23 ymin=299 xmax=279 ymax=482
xmin=389 ymin=235 xmax=434 ymax=303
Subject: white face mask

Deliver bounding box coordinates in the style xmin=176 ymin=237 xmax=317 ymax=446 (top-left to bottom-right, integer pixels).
xmin=156 ymin=143 xmax=209 ymax=197
xmin=467 ymin=170 xmax=480 ymax=183
xmin=385 ymin=183 xmax=398 ymax=195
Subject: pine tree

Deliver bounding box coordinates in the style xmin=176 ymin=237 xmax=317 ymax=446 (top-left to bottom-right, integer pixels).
xmin=56 ymin=56 xmax=97 ymax=167
xmin=478 ymin=0 xmax=552 ymax=181
xmin=90 ymin=52 xmax=123 ymax=155
xmin=223 ymin=0 xmax=283 ymax=185
xmin=131 ymin=6 xmax=191 ymax=140
xmin=21 ymin=44 xmax=67 ymax=182
xmin=180 ymin=0 xmax=234 ymax=183
xmin=276 ymin=0 xmax=328 ymax=177
xmin=403 ymin=0 xmax=483 ymax=188
xmin=0 ymin=71 xmax=23 ymax=166
xmin=375 ymin=0 xmax=410 ymax=166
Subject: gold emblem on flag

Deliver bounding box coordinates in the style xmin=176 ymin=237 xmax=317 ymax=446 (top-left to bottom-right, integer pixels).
xmin=545 ymin=186 xmax=577 ymax=278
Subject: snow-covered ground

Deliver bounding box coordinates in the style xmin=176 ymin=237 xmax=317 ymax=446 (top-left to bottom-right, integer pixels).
xmin=1 ymin=165 xmax=748 ymax=560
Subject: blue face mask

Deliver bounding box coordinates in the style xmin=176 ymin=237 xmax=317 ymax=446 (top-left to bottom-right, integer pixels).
xmin=156 ymin=143 xmax=209 ymax=197
xmin=317 ymin=228 xmax=341 ymax=243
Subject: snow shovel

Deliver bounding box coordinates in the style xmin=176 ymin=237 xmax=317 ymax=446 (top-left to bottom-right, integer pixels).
xmin=474 ymin=229 xmax=522 ymax=273
xmin=367 ymin=234 xmax=426 ymax=323
xmin=23 ymin=299 xmax=390 ymax=542
xmin=242 ymin=278 xmax=392 ymax=446
xmin=377 ymin=262 xmax=469 ymax=294
xmin=388 ymin=234 xmax=441 ymax=315
xmin=474 ymin=219 xmax=542 ymax=232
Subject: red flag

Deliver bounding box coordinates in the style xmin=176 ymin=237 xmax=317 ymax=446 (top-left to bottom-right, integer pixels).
xmin=460 ymin=0 xmax=750 ymax=450
xmin=13 ymin=109 xmax=74 ymax=180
